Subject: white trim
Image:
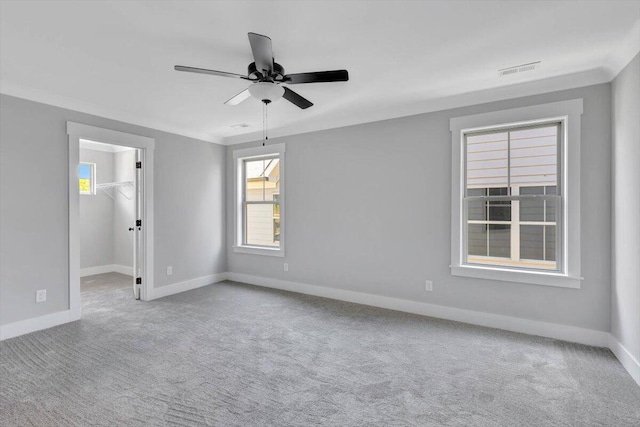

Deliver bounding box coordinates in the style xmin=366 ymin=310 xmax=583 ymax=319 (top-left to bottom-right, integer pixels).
xmin=67 ymin=122 xmax=155 ymax=304
xmin=68 ymin=123 xmax=155 ymax=148
xmin=80 ymin=265 xmax=113 ymax=277
xmin=233 ymin=143 xmax=286 ymax=257
xmin=450 ymin=99 xmax=583 ymax=288
xmin=112 ymin=264 xmax=134 ymax=276
xmin=80 ymin=139 xmax=133 ymax=153
xmin=226 ymin=272 xmax=608 ymax=347
xmin=232 ymin=246 xmax=285 ymax=257
xmin=450 ymin=265 xmax=582 ymax=288
xmin=0 ymin=68 xmax=614 ymax=148
xmin=69 ymin=131 xmax=81 ymax=314
xmin=2 ymin=272 xmax=636 ymax=386
xmin=80 ymin=264 xmax=134 ymax=278
xmin=227 ymin=272 xmax=636 ymax=383
xmin=0 ymin=80 xmax=222 ymax=144
xmin=146 ymin=273 xmax=228 ymax=300
xmin=222 ymin=69 xmax=615 ymax=146
xmin=0 ymin=309 xmax=81 ymax=341
xmin=232 ymin=143 xmax=286 ymax=159
xmin=609 ymin=334 xmax=640 ymax=386
xmin=0 ymin=272 xmax=226 ymax=340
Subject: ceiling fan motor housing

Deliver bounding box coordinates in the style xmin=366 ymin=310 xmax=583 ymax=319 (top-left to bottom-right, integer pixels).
xmin=248 ymin=62 xmax=285 ymax=82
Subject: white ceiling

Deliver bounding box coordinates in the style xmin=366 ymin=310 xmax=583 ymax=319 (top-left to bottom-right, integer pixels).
xmin=1 ymin=1 xmax=638 ymax=145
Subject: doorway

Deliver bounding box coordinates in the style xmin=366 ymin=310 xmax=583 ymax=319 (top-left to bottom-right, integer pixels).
xmin=67 ymin=123 xmax=154 ymax=317
xmin=79 ymin=140 xmax=140 ymax=298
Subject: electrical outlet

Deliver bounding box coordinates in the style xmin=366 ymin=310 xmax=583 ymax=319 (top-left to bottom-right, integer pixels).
xmin=167 ymin=266 xmax=173 ymax=276
xmin=36 ymin=289 xmax=47 ymax=302
xmin=284 ymin=263 xmax=289 ymax=272
xmin=425 ymin=280 xmax=433 ymax=292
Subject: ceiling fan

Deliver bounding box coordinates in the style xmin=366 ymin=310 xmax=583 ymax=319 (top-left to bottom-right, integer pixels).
xmin=175 ymin=32 xmax=349 ymax=109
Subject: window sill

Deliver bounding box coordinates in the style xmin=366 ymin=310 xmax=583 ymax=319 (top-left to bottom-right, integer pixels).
xmin=450 ymin=264 xmax=582 ymax=289
xmin=233 ymin=245 xmax=284 ymax=257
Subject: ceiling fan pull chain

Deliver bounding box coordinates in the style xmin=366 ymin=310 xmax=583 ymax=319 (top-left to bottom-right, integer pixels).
xmin=265 ymin=102 xmax=269 ymax=145
xmin=262 ymin=102 xmax=266 ymax=146
xmin=262 ymin=100 xmax=270 ymax=146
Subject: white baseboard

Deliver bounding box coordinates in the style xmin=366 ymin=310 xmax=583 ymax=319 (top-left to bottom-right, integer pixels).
xmin=3 ymin=271 xmax=636 ymax=387
xmin=146 ymin=272 xmax=228 ymax=301
xmin=0 ymin=308 xmax=81 ymax=341
xmin=226 ymin=272 xmax=610 ymax=347
xmin=609 ymin=334 xmax=640 ymax=386
xmin=224 ymin=273 xmax=640 ymax=383
xmin=0 ymin=272 xmax=225 ymax=340
xmin=80 ymin=264 xmax=133 ymax=277
xmin=81 ymin=265 xmax=113 ymax=277
xmin=112 ymin=264 xmax=134 ymax=276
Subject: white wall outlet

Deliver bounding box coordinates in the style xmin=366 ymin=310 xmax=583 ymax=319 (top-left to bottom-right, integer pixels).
xmin=284 ymin=263 xmax=289 ymax=272
xmin=425 ymin=280 xmax=433 ymax=292
xmin=166 ymin=266 xmax=173 ymax=276
xmin=36 ymin=289 xmax=47 ymax=302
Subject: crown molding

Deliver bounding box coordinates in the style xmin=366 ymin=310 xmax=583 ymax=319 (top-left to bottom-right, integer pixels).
xmin=0 ymin=80 xmax=223 ymax=145
xmin=605 ymin=20 xmax=640 ymax=78
xmin=221 ymin=67 xmax=613 ymax=145
xmin=3 ymin=39 xmax=638 ymax=149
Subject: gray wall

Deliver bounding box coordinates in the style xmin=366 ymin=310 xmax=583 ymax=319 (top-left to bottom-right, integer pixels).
xmin=611 ymin=53 xmax=640 ymax=361
xmin=0 ymin=81 xmax=619 ymax=333
xmin=113 ymin=149 xmax=135 ymax=268
xmin=227 ymin=83 xmax=612 ymax=332
xmin=0 ymin=94 xmax=226 ymax=325
xmin=79 ymin=148 xmax=115 ymax=269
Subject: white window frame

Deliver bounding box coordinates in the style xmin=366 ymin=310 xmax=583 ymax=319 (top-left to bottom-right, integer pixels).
xmin=450 ymin=99 xmax=583 ymax=288
xmin=79 ymin=162 xmax=96 ymax=195
xmin=233 ymin=143 xmax=286 ymax=257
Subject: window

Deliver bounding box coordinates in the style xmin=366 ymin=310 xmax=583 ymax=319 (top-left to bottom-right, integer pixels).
xmin=233 ymin=144 xmax=285 ymax=256
xmin=465 ymin=124 xmax=560 ymax=271
xmin=78 ymin=162 xmax=95 ymax=195
xmin=450 ymin=99 xmax=583 ymax=288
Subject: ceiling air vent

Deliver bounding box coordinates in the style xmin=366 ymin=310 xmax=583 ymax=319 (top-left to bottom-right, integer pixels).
xmin=230 ymin=123 xmax=250 ymax=129
xmin=498 ymin=61 xmax=540 ymax=77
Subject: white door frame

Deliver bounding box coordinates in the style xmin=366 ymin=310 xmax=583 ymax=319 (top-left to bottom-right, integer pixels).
xmin=67 ymin=122 xmax=155 ymax=313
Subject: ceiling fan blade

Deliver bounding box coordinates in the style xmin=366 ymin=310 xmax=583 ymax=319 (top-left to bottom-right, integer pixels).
xmin=284 ymin=70 xmax=349 ymax=84
xmin=283 ymin=87 xmax=313 ymax=109
xmin=224 ymin=88 xmax=251 ymax=106
xmin=174 ymin=65 xmax=249 ymax=80
xmin=248 ymin=32 xmax=274 ymax=75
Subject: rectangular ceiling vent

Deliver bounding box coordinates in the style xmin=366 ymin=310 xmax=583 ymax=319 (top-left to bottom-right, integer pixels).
xmin=498 ymin=61 xmax=541 ymax=77
xmin=230 ymin=123 xmax=250 ymax=129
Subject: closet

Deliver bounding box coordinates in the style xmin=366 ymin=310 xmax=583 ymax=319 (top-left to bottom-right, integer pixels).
xmin=79 ymin=140 xmax=136 ymax=279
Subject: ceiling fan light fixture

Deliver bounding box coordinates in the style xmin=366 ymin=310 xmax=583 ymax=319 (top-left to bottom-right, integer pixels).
xmin=248 ymin=82 xmax=284 ymax=103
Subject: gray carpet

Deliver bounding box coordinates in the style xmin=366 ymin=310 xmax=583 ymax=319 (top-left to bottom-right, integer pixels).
xmin=1 ymin=273 xmax=638 ymax=426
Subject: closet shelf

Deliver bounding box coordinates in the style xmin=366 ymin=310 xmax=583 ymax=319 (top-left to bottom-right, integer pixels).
xmin=96 ymin=181 xmax=134 ymax=200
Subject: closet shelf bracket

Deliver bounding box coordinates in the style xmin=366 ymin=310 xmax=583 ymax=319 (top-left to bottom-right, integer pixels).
xmin=96 ymin=181 xmax=134 ymax=200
